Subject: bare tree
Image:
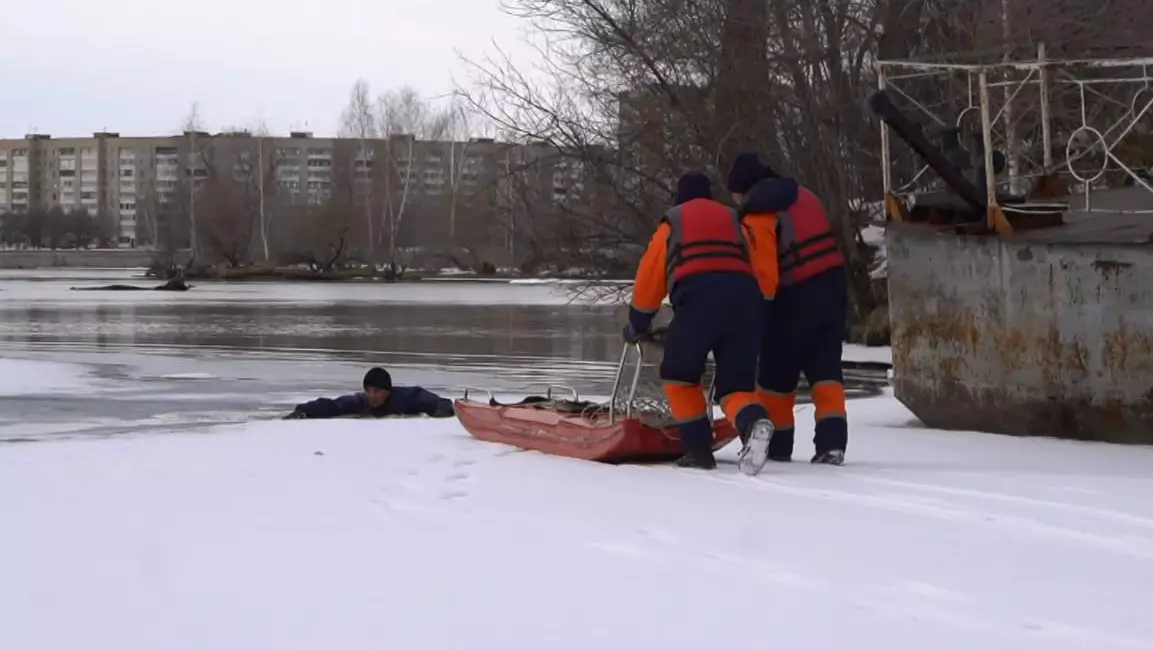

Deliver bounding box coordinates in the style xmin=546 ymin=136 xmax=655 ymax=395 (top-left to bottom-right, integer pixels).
xmin=458 ymin=0 xmax=1153 ymax=331
xmin=340 ymin=79 xmax=380 ymax=261
xmin=180 ymin=102 xmax=208 ymax=261
xmin=251 ymin=118 xmax=275 ymax=262
xmin=375 ymin=87 xmax=453 ymax=266
xmin=443 ymin=100 xmax=474 ymax=242
xmin=195 ymin=131 xmax=281 ymax=267
xmin=279 ymin=155 xmax=360 ymax=273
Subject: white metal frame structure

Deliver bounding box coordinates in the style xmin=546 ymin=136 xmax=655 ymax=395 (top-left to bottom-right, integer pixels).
xmin=875 ymin=50 xmax=1153 ymax=224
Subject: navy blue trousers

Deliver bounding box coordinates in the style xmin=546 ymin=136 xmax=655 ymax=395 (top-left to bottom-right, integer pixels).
xmin=659 ymin=272 xmax=767 ymax=452
xmin=759 ymin=268 xmax=849 ymax=455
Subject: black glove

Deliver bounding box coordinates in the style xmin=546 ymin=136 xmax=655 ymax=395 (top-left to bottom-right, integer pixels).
xmin=622 ymin=323 xmax=647 ymax=343
xmin=283 ymin=411 xmax=307 ymax=420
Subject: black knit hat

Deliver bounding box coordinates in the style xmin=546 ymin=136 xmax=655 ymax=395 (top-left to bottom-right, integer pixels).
xmin=675 ymin=172 xmax=713 ymax=204
xmin=363 ymin=367 xmax=392 ymax=390
xmin=726 ymin=152 xmax=772 ymax=194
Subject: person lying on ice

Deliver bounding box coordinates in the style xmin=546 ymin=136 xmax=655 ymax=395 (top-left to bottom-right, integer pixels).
xmin=283 ymin=367 xmax=456 ymax=419
xmin=624 ymin=171 xmax=776 ymax=474
xmin=728 ymin=152 xmax=848 ymax=466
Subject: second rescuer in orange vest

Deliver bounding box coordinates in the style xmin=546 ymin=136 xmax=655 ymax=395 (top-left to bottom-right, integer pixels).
xmin=625 ymin=172 xmax=775 ymax=474
xmin=727 ymin=152 xmax=849 ymax=465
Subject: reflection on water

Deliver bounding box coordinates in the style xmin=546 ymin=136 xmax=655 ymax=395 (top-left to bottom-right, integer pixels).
xmin=0 ymin=301 xmax=623 ymax=362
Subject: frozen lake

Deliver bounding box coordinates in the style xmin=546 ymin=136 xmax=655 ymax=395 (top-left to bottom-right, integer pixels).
xmin=0 ymin=269 xmax=888 ymax=441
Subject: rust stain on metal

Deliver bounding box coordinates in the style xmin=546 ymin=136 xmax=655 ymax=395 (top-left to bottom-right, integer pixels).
xmin=1103 ymin=326 xmax=1153 ymax=373
xmin=1000 ymin=329 xmax=1029 ymax=372
xmin=1103 ymin=329 xmax=1131 ymax=372
xmin=887 ymin=225 xmax=1153 ymax=443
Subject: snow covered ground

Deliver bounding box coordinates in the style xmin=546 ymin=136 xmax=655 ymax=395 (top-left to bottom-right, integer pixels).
xmin=3 ymin=392 xmax=1151 ymax=649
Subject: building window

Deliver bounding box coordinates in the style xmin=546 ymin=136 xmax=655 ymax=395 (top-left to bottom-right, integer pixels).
xmin=58 ymin=147 xmax=75 ymax=156
xmin=120 ymin=168 xmax=134 ymax=177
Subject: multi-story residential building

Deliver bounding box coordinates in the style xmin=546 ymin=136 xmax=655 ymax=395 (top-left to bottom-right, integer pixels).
xmin=0 ymin=130 xmax=594 ymax=249
xmin=617 ymin=84 xmax=711 ymax=189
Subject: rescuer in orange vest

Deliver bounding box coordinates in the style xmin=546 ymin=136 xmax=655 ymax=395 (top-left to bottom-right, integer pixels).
xmin=727 ymin=153 xmax=848 ymax=466
xmin=625 ymin=172 xmax=775 ymax=474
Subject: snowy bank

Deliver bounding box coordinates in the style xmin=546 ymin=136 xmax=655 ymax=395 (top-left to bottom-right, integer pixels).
xmin=3 ymin=394 xmax=1152 ymax=649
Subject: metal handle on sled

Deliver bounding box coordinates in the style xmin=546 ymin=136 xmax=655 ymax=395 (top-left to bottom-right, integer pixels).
xmin=546 ymin=385 xmax=580 ymax=402
xmin=607 ymin=327 xmax=720 ymax=426
xmin=609 ymin=343 xmax=646 ymax=425
xmin=461 ymin=386 xmax=493 ymax=402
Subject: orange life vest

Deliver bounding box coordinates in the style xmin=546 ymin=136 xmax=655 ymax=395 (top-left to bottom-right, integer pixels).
xmin=663 ymin=198 xmax=755 ymax=291
xmin=777 ymin=187 xmax=844 ymax=286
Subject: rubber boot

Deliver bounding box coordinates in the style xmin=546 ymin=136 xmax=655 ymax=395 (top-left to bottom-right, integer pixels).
xmin=768 ymin=428 xmax=795 ymax=462
xmin=734 ymin=407 xmax=773 ymax=476
xmin=675 ymin=418 xmax=717 ymax=471
xmin=812 ymin=417 xmax=848 ymax=466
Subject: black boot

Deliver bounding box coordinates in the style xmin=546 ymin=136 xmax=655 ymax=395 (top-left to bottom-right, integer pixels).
xmin=768 ymin=427 xmax=795 ymax=462
xmin=811 ymin=449 xmax=845 ymax=465
xmin=812 ymin=419 xmax=848 ymax=466
xmin=675 ymin=449 xmax=717 ymax=470
xmin=675 ymin=418 xmax=717 ymax=470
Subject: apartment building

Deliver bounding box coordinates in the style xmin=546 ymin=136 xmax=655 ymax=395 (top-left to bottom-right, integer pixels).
xmin=617 ymin=84 xmax=711 ymax=188
xmin=0 ymin=131 xmax=593 ymax=248
xmin=0 ymin=132 xmax=195 ymax=246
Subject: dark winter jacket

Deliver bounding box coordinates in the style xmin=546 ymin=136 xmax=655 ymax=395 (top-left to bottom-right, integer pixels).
xmin=738 ymin=176 xmax=801 ymax=216
xmin=291 ymin=386 xmax=456 ymax=419
xmin=740 ymin=175 xmax=846 ymax=324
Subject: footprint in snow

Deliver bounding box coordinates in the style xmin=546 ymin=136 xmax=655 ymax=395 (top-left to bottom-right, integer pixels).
xmin=634 ymin=527 xmax=682 ymax=548
xmin=890 ymin=580 xmax=973 ymax=605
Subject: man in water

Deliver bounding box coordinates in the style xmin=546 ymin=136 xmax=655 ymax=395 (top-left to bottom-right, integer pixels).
xmin=284 ymin=367 xmax=456 ymax=419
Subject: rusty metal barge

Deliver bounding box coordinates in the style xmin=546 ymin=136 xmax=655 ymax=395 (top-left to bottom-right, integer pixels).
xmin=872 ymin=53 xmax=1153 ymax=442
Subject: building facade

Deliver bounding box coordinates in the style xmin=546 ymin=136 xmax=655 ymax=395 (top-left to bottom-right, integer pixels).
xmin=0 ymin=131 xmax=592 ymax=249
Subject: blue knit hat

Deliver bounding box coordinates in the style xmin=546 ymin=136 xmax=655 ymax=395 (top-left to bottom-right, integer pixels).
xmin=363 ymin=367 xmax=392 ymax=390
xmin=727 ymin=152 xmax=773 ymax=193
xmin=675 ymin=172 xmax=712 ymax=204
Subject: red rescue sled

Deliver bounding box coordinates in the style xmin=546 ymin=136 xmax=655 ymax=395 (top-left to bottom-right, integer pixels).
xmin=455 ymin=334 xmax=738 ymax=463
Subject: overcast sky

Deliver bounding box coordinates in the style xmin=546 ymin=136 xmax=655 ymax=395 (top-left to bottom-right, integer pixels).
xmin=0 ymin=0 xmax=540 ymax=139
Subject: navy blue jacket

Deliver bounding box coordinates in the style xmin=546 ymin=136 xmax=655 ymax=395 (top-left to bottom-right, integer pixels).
xmin=291 ymin=386 xmax=456 ymax=419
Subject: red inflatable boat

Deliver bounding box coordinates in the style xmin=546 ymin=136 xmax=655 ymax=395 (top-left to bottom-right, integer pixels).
xmin=454 ymin=336 xmax=739 ymax=463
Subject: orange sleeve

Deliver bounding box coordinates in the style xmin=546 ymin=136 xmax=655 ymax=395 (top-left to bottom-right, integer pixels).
xmin=743 ymin=215 xmax=780 ymax=299
xmin=630 ymin=221 xmax=670 ymax=312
